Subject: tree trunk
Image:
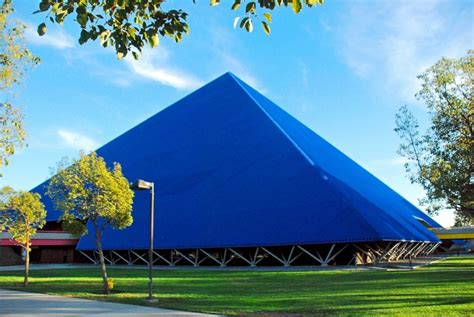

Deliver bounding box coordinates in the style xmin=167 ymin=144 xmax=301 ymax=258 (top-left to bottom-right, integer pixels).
xmin=94 ymin=225 xmax=109 ymax=294
xmin=23 ymin=244 xmax=29 ymax=286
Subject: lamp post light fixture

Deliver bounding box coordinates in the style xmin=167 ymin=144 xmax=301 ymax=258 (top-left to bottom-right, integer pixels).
xmin=130 ymin=179 xmax=156 ymax=301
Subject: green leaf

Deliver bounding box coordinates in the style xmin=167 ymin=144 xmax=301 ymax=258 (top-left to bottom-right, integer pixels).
xmin=240 ymin=17 xmax=249 ymax=29
xmin=99 ymin=31 xmax=109 ymax=47
xmin=231 ymin=0 xmax=241 ymax=10
xmin=245 ymin=18 xmax=253 ymax=32
xmin=76 ymin=5 xmax=86 ymax=15
xmin=152 ymin=33 xmax=159 ymax=47
xmin=233 ymin=17 xmax=240 ymax=29
xmin=292 ymin=0 xmax=302 ymax=13
xmin=174 ymin=33 xmax=183 ymax=43
xmin=127 ymin=28 xmax=136 ymax=40
xmin=210 ymin=0 xmax=220 ymax=6
xmin=261 ymin=21 xmax=271 ymax=35
xmin=77 ymin=14 xmax=88 ymax=27
xmin=263 ymin=13 xmax=272 ymax=23
xmin=37 ymin=23 xmax=46 ymax=36
xmin=245 ymin=2 xmax=256 ymax=13
xmin=78 ymin=29 xmax=89 ymax=45
xmin=39 ymin=0 xmax=50 ymax=11
xmin=147 ymin=32 xmax=159 ymax=48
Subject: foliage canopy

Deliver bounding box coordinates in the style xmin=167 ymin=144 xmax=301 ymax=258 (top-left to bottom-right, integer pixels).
xmin=0 ymin=186 xmax=46 ymax=285
xmin=395 ymin=51 xmax=473 ymax=225
xmin=47 ymin=151 xmax=134 ymax=231
xmin=0 ymin=0 xmax=39 ymax=173
xmin=47 ymin=151 xmax=134 ymax=293
xmin=0 ymin=187 xmax=46 ymax=249
xmin=35 ymin=0 xmax=323 ymax=59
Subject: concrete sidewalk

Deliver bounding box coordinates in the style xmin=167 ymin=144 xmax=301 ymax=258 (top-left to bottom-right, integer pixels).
xmin=0 ymin=264 xmax=94 ymax=272
xmin=0 ymin=289 xmax=216 ymax=316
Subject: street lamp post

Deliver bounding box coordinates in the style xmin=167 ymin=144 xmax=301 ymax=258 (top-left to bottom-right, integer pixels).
xmin=130 ymin=179 xmax=155 ymax=301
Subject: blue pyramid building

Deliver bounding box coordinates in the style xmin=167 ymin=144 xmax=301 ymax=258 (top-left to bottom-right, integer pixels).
xmin=33 ymin=73 xmax=441 ymax=266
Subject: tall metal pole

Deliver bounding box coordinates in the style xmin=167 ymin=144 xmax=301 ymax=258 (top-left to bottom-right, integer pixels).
xmin=148 ymin=183 xmax=155 ymax=300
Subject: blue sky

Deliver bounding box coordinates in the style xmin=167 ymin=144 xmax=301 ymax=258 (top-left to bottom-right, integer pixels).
xmin=2 ymin=0 xmax=473 ymax=227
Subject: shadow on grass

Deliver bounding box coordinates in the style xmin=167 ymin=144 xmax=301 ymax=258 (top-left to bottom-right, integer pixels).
xmin=0 ymin=256 xmax=473 ymax=316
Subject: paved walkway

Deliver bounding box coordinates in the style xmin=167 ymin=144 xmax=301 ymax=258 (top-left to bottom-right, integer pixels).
xmin=0 ymin=264 xmax=93 ymax=272
xmin=0 ymin=289 xmax=216 ymax=316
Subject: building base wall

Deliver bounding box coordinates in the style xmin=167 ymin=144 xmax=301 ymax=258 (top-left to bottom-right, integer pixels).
xmin=30 ymin=247 xmax=76 ymax=264
xmin=0 ymin=247 xmax=23 ymax=266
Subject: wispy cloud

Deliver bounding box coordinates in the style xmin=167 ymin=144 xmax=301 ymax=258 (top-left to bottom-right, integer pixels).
xmin=206 ymin=25 xmax=265 ymax=92
xmin=217 ymin=52 xmax=265 ymax=91
xmin=336 ymin=0 xmax=472 ymax=102
xmin=125 ymin=48 xmax=203 ymax=90
xmin=57 ymin=129 xmax=98 ymax=152
xmin=369 ymin=157 xmax=408 ymax=167
xmin=24 ymin=23 xmax=74 ymax=50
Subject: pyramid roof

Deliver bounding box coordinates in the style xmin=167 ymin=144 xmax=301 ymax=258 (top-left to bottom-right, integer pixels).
xmin=33 ymin=73 xmax=440 ymax=250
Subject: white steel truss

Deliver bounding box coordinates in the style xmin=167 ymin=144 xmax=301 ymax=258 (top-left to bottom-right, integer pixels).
xmin=78 ymin=241 xmax=440 ymax=267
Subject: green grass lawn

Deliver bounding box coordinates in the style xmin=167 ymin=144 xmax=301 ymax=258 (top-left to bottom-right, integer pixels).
xmin=0 ymin=256 xmax=473 ymax=316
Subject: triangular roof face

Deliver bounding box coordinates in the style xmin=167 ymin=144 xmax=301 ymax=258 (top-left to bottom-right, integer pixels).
xmin=232 ymin=75 xmax=441 ymax=237
xmin=34 ymin=72 xmax=440 ymax=250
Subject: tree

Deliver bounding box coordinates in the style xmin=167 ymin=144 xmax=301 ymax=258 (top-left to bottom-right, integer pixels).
xmin=0 ymin=0 xmax=39 ymax=174
xmin=46 ymin=152 xmax=134 ymax=294
xmin=0 ymin=186 xmax=46 ymax=285
xmin=35 ymin=0 xmax=323 ymax=59
xmin=395 ymin=51 xmax=473 ymax=226
xmin=60 ymin=211 xmax=87 ymax=235
xmin=0 ymin=103 xmax=25 ymax=174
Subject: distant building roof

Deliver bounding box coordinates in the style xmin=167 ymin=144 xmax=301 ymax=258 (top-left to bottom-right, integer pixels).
xmin=431 ymin=226 xmax=474 ymax=240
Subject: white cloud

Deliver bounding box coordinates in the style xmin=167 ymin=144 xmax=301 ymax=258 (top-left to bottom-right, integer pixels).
xmin=125 ymin=48 xmax=203 ymax=90
xmin=24 ymin=23 xmax=74 ymax=50
xmin=57 ymin=129 xmax=98 ymax=152
xmin=369 ymin=157 xmax=408 ymax=167
xmin=337 ymin=0 xmax=472 ymax=102
xmin=218 ymin=52 xmax=265 ymax=91
xmin=206 ymin=26 xmax=265 ymax=92
xmin=433 ymin=209 xmax=456 ymax=228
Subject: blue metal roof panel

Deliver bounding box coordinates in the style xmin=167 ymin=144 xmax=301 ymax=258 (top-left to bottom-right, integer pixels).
xmin=32 ymin=72 xmax=439 ymax=250
xmin=232 ymin=74 xmax=440 ymax=242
